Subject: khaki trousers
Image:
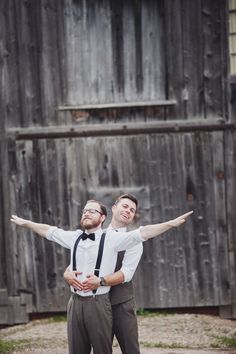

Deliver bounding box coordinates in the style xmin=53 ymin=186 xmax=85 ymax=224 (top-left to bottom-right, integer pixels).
xmin=112 ymin=298 xmax=140 ymax=354
xmin=67 ymin=293 xmax=113 ymax=354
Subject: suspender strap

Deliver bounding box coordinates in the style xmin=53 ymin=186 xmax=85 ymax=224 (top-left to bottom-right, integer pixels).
xmin=72 ymin=234 xmax=83 ymax=292
xmin=72 ymin=234 xmax=83 ymax=271
xmin=93 ymin=232 xmax=106 ymax=294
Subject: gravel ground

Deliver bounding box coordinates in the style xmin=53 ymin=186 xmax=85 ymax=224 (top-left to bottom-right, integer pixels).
xmin=0 ymin=313 xmax=236 ymax=353
xmin=4 ymin=349 xmax=236 ymax=354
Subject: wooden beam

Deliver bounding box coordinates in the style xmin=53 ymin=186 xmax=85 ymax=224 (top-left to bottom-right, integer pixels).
xmin=58 ymin=99 xmax=177 ymax=110
xmin=7 ymin=119 xmax=235 ymax=140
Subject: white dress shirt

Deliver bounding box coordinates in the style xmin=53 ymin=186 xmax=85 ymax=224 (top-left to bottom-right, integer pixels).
xmin=106 ymin=225 xmax=143 ymax=282
xmin=46 ymin=226 xmax=144 ymax=296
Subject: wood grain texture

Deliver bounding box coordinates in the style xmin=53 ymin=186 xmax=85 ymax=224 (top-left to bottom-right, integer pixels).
xmin=0 ymin=0 xmax=234 ymax=323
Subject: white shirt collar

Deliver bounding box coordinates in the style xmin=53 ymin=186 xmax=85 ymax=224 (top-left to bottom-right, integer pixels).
xmin=84 ymin=228 xmax=103 ymax=236
xmin=107 ymin=224 xmax=127 ymax=232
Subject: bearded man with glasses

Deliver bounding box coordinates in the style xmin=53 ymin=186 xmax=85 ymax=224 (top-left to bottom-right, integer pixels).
xmin=11 ymin=199 xmax=192 ymax=354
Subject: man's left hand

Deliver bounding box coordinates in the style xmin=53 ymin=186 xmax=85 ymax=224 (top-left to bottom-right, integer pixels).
xmin=82 ymin=275 xmax=100 ymax=292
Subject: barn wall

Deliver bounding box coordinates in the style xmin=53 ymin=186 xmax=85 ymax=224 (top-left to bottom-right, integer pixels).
xmin=7 ymin=132 xmax=230 ymax=312
xmin=0 ymin=0 xmax=234 ymax=324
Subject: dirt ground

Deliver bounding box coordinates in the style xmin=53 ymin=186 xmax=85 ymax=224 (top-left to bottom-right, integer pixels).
xmin=0 ymin=313 xmax=236 ymax=354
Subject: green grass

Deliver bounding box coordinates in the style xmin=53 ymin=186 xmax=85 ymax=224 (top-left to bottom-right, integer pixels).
xmin=212 ymin=335 xmax=236 ymax=348
xmin=136 ymin=308 xmax=173 ymax=316
xmin=0 ymin=339 xmax=31 ymax=353
xmin=139 ymin=341 xmax=185 ymax=348
xmin=49 ymin=314 xmax=67 ymax=323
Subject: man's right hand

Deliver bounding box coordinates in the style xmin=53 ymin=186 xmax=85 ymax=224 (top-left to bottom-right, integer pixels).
xmin=63 ymin=268 xmax=84 ymax=291
xmin=11 ymin=215 xmax=28 ymax=226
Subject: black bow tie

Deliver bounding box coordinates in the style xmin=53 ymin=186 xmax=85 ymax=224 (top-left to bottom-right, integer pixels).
xmin=81 ymin=232 xmax=95 ymax=241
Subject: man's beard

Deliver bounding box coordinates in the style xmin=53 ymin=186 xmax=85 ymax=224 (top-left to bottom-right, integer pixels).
xmin=80 ymin=217 xmax=101 ymax=230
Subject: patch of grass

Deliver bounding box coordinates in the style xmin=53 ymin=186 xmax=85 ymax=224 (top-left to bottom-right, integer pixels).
xmin=0 ymin=340 xmax=12 ymax=353
xmin=212 ymin=335 xmax=236 ymax=348
xmin=139 ymin=341 xmax=185 ymax=348
xmin=0 ymin=339 xmax=31 ymax=353
xmin=49 ymin=314 xmax=67 ymax=322
xmin=136 ymin=308 xmax=173 ymax=317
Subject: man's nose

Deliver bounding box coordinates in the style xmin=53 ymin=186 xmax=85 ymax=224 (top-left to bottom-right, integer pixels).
xmin=83 ymin=210 xmax=91 ymax=216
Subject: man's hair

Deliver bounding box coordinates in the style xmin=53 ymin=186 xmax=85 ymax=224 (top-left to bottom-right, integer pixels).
xmin=86 ymin=199 xmax=107 ymax=217
xmin=114 ymin=193 xmax=138 ymax=208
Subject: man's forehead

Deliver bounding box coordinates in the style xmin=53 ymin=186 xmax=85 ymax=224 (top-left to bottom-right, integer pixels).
xmin=118 ymin=198 xmax=136 ymax=209
xmin=84 ymin=202 xmax=100 ymax=209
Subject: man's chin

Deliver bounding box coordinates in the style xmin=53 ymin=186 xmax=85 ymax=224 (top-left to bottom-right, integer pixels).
xmin=81 ymin=220 xmax=92 ymax=229
xmin=121 ymin=215 xmax=130 ymax=223
xmin=81 ymin=219 xmax=100 ymax=230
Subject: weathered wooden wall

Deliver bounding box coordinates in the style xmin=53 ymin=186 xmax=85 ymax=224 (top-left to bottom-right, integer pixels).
xmin=0 ymin=0 xmax=235 ymax=324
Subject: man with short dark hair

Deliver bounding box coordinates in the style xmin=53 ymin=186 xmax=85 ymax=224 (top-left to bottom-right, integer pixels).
xmin=11 ymin=200 xmax=192 ymax=354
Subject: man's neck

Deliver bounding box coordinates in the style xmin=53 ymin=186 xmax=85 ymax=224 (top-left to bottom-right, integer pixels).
xmin=110 ymin=220 xmax=127 ymax=229
xmin=85 ymin=226 xmax=102 ymax=233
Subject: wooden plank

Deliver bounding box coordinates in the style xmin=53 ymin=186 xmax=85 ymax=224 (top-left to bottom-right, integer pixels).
xmin=202 ymin=0 xmax=228 ymax=119
xmin=4 ymin=0 xmax=43 ymax=128
xmin=164 ymin=0 xmax=185 ymax=119
xmin=0 ymin=307 xmax=9 ymax=324
xmin=6 ymin=119 xmax=234 ymax=140
xmin=0 ymin=289 xmax=8 ymax=305
xmin=20 ymin=292 xmax=33 ymax=313
xmin=212 ymin=131 xmax=230 ymax=304
xmin=0 ymin=3 xmax=13 ymax=295
xmin=181 ymin=0 xmax=204 ymax=119
xmin=224 ymin=130 xmax=236 ymax=316
xmin=58 ymin=100 xmax=176 ymax=110
xmin=7 ymin=296 xmax=29 ymax=325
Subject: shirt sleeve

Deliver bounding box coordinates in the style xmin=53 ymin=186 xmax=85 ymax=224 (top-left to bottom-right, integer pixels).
xmin=111 ymin=228 xmax=144 ymax=252
xmin=119 ymin=243 xmax=143 ymax=282
xmin=46 ymin=226 xmax=80 ymax=249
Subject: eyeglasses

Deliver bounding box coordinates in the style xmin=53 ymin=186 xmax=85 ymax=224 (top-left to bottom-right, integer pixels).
xmin=81 ymin=209 xmax=103 ymax=215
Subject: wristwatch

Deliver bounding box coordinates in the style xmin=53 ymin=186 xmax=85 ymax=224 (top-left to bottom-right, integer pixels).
xmin=100 ymin=277 xmax=107 ymax=286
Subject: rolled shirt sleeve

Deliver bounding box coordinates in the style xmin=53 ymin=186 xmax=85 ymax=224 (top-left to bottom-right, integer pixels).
xmin=110 ymin=227 xmax=145 ymax=252
xmin=46 ymin=226 xmax=80 ymax=249
xmin=119 ymin=243 xmax=143 ymax=282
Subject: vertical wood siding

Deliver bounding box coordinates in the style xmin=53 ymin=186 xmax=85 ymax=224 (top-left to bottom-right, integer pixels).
xmin=0 ymin=0 xmax=233 ymax=323
xmin=8 ymin=132 xmax=230 ymax=311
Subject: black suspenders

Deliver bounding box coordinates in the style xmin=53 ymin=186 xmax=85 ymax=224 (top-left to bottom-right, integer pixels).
xmin=72 ymin=231 xmax=106 ymax=294
xmin=93 ymin=232 xmax=106 ymax=294
xmin=72 ymin=234 xmax=83 ymax=271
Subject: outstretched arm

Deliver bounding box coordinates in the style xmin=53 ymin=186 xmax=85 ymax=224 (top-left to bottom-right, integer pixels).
xmin=140 ymin=211 xmax=193 ymax=240
xmin=10 ymin=215 xmax=51 ymax=238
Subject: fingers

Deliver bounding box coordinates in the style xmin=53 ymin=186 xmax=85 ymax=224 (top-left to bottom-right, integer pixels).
xmin=176 ymin=210 xmax=193 ymax=222
xmin=180 ymin=211 xmax=193 ymax=218
xmin=70 ymin=279 xmax=84 ymax=291
xmin=83 ymin=283 xmax=98 ymax=291
xmin=83 ymin=286 xmax=97 ymax=292
xmin=10 ymin=215 xmax=24 ymax=225
xmin=175 ymin=211 xmax=193 ymax=221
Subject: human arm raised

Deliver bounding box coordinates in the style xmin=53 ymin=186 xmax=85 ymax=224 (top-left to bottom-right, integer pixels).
xmin=112 ymin=210 xmax=193 ymax=251
xmin=10 ymin=215 xmax=51 ymax=238
xmin=140 ymin=211 xmax=193 ymax=240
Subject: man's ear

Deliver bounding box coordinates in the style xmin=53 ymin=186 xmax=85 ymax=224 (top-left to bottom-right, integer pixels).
xmin=111 ymin=204 xmax=116 ymax=213
xmin=101 ymin=214 xmax=106 ymax=223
